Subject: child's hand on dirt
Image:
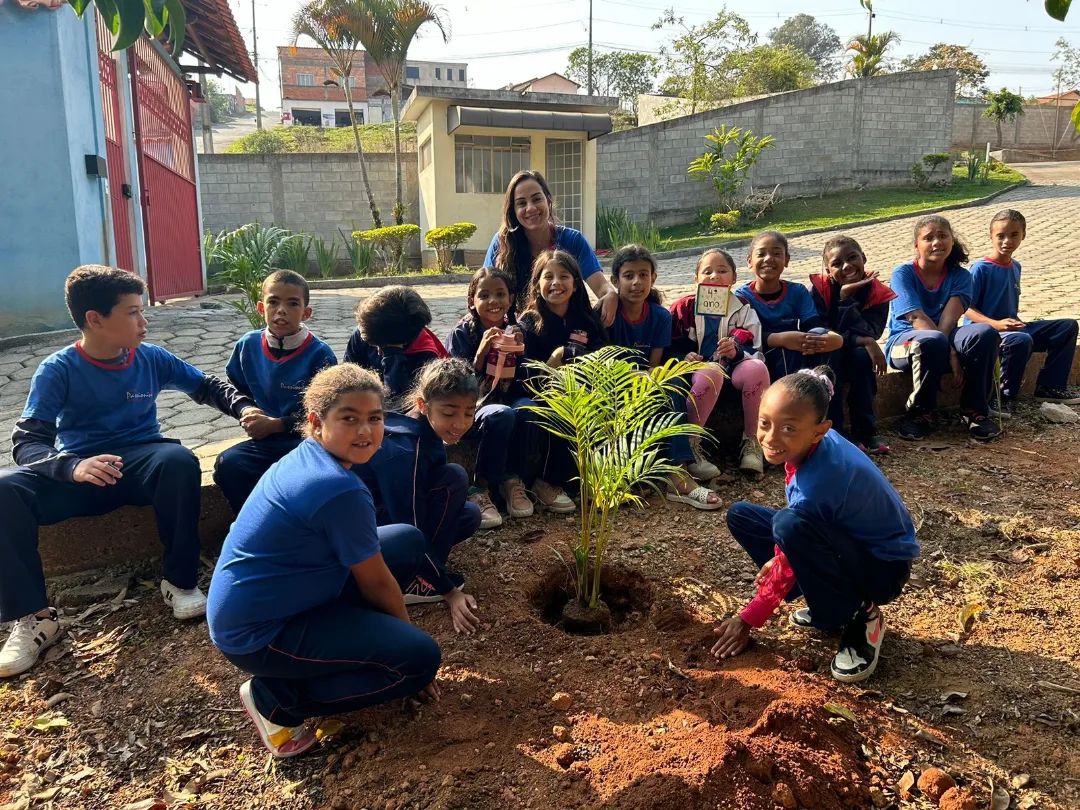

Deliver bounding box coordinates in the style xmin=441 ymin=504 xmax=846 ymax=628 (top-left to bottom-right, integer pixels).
xmin=418 ymin=680 xmax=441 ymax=703
xmin=446 ymin=588 xmax=480 ymax=635
xmin=711 ymin=616 xmax=751 ymax=659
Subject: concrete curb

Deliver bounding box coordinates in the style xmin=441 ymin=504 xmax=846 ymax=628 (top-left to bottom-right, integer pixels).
xmin=205 ymin=271 xmax=474 ymax=296
xmin=607 ymin=179 xmax=1031 ymax=265
xmin=0 ymin=327 xmax=81 ymax=352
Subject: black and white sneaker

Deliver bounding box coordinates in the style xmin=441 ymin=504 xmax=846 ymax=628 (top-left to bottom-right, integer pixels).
xmin=1034 ymin=386 xmax=1080 ymax=405
xmin=988 ymin=399 xmax=1015 ymax=420
xmin=403 ymin=576 xmax=445 ymax=605
xmin=0 ymin=608 xmax=62 ymax=678
xmin=788 ymin=608 xmax=814 ymax=628
xmin=896 ymin=413 xmax=935 ymax=441
xmin=830 ymin=603 xmax=884 ymax=683
xmin=960 ymin=411 xmax=1002 ymax=441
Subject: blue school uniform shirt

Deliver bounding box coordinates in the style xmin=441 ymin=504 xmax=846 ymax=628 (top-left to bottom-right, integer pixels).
xmin=964 ymin=257 xmax=1022 ymax=322
xmin=735 ymin=280 xmax=820 ymax=341
xmin=20 ymin=342 xmax=206 ymax=458
xmin=207 ymin=438 xmax=382 ymax=655
xmin=353 ymin=413 xmax=446 ymax=535
xmin=787 ymin=430 xmax=919 ymax=562
xmin=885 ymin=261 xmax=973 ymax=356
xmin=607 ymin=301 xmax=672 ymax=368
xmin=225 ymin=330 xmax=337 ymax=423
xmin=482 ymin=225 xmax=603 ymax=298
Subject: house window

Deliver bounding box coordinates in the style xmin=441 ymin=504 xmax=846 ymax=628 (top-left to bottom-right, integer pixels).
xmin=296 ymin=73 xmax=315 ymax=87
xmin=343 ymin=76 xmax=357 ymax=88
xmin=435 ymin=68 xmax=441 ymax=80
xmin=455 ymin=135 xmax=531 ymax=194
xmin=545 ymin=139 xmax=583 ymax=230
xmin=446 ymin=66 xmax=453 ymax=79
xmin=405 ymin=65 xmax=420 ymax=80
xmin=458 ymin=69 xmax=466 ymax=82
xmin=335 ymin=109 xmax=364 ymax=127
xmin=419 ymin=137 xmax=432 ymax=171
xmin=292 ymin=108 xmax=321 ymax=126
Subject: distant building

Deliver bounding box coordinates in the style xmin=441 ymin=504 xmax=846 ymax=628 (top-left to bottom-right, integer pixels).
xmin=278 ymin=46 xmax=467 ymax=127
xmin=505 ymin=73 xmax=581 ymax=95
xmin=1033 ymin=89 xmax=1080 ymax=106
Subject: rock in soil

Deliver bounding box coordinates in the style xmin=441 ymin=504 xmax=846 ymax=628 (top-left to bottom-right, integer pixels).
xmin=918 ymin=767 xmax=957 ymax=802
xmin=938 ymin=786 xmax=976 ymax=810
xmin=550 ymin=692 xmax=573 ymax=712
xmin=552 ymin=725 xmax=572 ymax=743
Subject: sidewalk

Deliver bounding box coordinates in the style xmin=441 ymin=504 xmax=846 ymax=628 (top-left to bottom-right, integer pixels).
xmin=2 ymin=164 xmax=1079 ymax=466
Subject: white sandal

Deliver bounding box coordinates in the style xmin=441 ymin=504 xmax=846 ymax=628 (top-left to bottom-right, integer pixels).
xmin=665 ymin=485 xmax=722 ymax=511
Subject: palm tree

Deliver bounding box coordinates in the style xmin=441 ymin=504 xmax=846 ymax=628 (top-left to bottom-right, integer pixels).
xmin=846 ymin=31 xmax=900 ymax=78
xmin=291 ymin=0 xmax=382 ymax=228
xmin=351 ymin=0 xmax=449 ymax=225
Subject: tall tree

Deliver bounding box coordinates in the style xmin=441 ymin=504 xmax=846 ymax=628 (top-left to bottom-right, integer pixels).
xmin=291 ymin=0 xmax=382 ymax=228
xmin=768 ymin=14 xmax=842 ymax=81
xmin=846 ymin=31 xmax=900 ymax=78
xmin=652 ymin=8 xmax=755 ymax=114
xmin=566 ymin=49 xmax=659 ymax=114
xmin=983 ymin=88 xmax=1025 ymax=146
xmin=349 ymin=0 xmax=448 ymax=225
xmin=901 ymin=44 xmax=989 ymax=98
xmin=1051 ymin=37 xmax=1080 ymax=93
xmin=721 ymin=45 xmax=817 ymax=96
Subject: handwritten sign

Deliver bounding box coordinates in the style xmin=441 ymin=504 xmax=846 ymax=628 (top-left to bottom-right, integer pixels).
xmin=695 ymin=283 xmax=732 ymax=317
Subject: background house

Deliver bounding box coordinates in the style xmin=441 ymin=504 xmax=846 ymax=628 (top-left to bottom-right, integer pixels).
xmin=505 ymin=73 xmax=582 ymax=95
xmin=403 ymin=86 xmax=618 ymax=266
xmin=0 ymin=1 xmax=254 ymax=338
xmin=279 ymin=46 xmax=467 ymax=127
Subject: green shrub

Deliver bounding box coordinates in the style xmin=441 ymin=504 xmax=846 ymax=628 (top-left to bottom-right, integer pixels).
xmin=225 ymin=128 xmax=295 ymax=155
xmin=708 ymin=211 xmax=741 ymax=233
xmin=596 ymin=207 xmax=632 ymax=251
xmin=204 ymin=224 xmax=293 ymax=327
xmin=600 ymin=207 xmax=664 ymax=253
xmin=339 ymin=228 xmax=376 ymax=278
xmin=688 ymin=125 xmax=775 ymax=212
xmin=313 ymin=237 xmax=340 ymax=279
xmin=354 ymin=224 xmax=421 ymax=275
xmin=911 ymin=161 xmax=929 ymax=189
xmin=425 ymin=222 xmax=478 ymax=272
xmin=277 ymin=233 xmax=312 ymax=276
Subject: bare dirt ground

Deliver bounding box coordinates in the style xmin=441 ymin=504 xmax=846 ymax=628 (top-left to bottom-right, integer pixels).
xmin=1 ymin=405 xmax=1078 ymax=810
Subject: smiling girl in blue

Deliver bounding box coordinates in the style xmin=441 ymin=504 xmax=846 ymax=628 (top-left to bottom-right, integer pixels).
xmin=208 ymin=365 xmax=440 ymax=759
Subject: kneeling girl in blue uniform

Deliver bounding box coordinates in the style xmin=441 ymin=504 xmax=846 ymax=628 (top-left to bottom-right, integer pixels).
xmin=354 ymin=358 xmax=483 ymax=635
xmin=736 ymin=231 xmax=843 ymax=379
xmin=518 ymin=249 xmax=606 ymax=513
xmin=214 ymin=270 xmax=338 ymax=513
xmin=885 ymin=215 xmax=1002 ymax=441
xmin=445 ymin=267 xmax=535 ymax=528
xmin=207 ymin=365 xmax=440 ymax=759
xmin=711 ymin=366 xmax=918 ymax=683
xmin=605 ymin=244 xmax=721 ymax=511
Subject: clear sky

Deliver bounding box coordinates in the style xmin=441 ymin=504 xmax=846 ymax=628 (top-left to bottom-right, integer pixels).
xmin=224 ymin=0 xmax=1080 ymax=110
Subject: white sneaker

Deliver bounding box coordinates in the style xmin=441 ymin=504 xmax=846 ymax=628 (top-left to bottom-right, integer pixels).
xmin=160 ymin=580 xmax=207 ymax=620
xmin=739 ymin=434 xmax=764 ymax=477
xmin=0 ymin=609 xmax=62 ymax=678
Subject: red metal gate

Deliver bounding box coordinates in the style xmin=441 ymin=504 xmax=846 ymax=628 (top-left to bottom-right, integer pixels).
xmin=96 ymin=17 xmax=135 ymax=272
xmin=129 ymin=36 xmax=205 ymax=301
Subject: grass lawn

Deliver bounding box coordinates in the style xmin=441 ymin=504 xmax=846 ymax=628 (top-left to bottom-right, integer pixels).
xmin=657 ymin=163 xmax=1026 ymax=252
xmin=224 ymin=122 xmax=417 ymax=154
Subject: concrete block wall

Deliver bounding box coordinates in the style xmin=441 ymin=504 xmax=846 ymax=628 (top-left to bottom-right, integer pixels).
xmin=597 ymin=71 xmax=956 ymax=227
xmin=951 ymin=101 xmax=1080 ymax=153
xmin=199 ymin=153 xmax=420 ymax=254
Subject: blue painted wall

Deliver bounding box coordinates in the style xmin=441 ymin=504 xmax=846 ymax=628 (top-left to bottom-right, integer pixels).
xmin=0 ymin=6 xmax=109 ymax=337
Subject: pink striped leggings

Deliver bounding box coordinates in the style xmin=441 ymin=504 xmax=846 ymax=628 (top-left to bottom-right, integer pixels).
xmin=687 ymin=358 xmax=770 ymax=437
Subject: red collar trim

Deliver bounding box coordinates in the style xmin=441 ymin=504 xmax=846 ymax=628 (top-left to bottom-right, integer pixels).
xmin=783 ymin=440 xmax=821 ymax=485
xmin=261 ymin=332 xmax=314 ymax=362
xmin=913 ymin=259 xmax=946 ymax=292
xmin=620 ymin=301 xmax=649 ymax=325
xmin=405 ymin=327 xmax=449 ymax=358
xmin=983 ymin=255 xmax=1015 ymax=268
xmin=75 ymin=341 xmax=137 ymax=370
xmin=748 ymin=279 xmax=788 ymax=306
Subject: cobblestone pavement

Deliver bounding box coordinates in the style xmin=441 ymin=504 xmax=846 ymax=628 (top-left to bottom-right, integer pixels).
xmin=2 ymin=163 xmax=1078 ymax=467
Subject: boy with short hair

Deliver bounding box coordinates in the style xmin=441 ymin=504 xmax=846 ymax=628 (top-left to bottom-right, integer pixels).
xmin=344 ymin=285 xmax=448 ymax=404
xmin=0 ymin=266 xmax=259 ymax=678
xmin=213 ymin=270 xmax=337 ymax=513
xmin=964 ymin=209 xmax=1080 ymax=414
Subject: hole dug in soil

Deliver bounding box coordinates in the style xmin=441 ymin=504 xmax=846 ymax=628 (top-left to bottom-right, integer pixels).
xmin=530 ymin=564 xmax=653 ymax=635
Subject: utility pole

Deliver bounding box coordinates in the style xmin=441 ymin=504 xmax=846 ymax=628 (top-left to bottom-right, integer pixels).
xmin=861 ymin=0 xmax=874 ymax=40
xmin=199 ymin=72 xmax=214 ymax=153
xmin=1052 ymin=73 xmax=1062 ymax=158
xmin=252 ymin=0 xmax=262 ymax=130
xmin=587 ymin=0 xmax=593 ymax=95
